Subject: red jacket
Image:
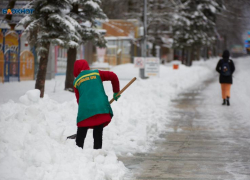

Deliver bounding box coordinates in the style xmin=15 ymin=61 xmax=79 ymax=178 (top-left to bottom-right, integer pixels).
xmin=73 ymin=60 xmax=120 ymax=127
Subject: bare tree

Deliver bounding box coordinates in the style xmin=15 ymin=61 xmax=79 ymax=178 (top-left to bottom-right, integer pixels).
xmin=100 ymin=0 xmax=129 ymax=19
xmin=216 ymin=0 xmax=250 ymax=54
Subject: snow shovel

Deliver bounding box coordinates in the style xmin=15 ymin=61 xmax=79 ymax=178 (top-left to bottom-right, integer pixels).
xmin=67 ymin=77 xmax=137 ymax=139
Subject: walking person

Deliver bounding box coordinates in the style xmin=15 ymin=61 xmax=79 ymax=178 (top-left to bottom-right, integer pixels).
xmin=73 ymin=59 xmax=120 ymax=149
xmin=216 ymin=50 xmax=235 ymax=106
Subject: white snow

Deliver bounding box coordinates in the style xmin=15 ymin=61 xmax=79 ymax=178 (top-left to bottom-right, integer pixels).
xmin=91 ymin=62 xmax=110 ymax=69
xmin=85 ymin=0 xmax=100 ymax=10
xmin=80 ymin=21 xmax=92 ymax=28
xmin=0 ymin=56 xmax=250 ymax=179
xmin=19 ymin=89 xmax=40 ymax=105
xmin=209 ymin=4 xmax=216 ymax=13
xmin=40 ymin=5 xmax=57 ymax=13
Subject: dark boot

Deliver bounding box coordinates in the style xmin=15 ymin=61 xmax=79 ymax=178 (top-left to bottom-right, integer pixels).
xmin=226 ymin=97 xmax=230 ymax=106
xmin=222 ymin=99 xmax=226 ymax=105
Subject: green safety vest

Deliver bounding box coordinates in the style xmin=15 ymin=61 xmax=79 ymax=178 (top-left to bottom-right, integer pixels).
xmin=73 ymin=69 xmax=113 ymax=124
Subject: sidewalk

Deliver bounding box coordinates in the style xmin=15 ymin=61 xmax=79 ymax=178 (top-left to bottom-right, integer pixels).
xmin=120 ymin=72 xmax=250 ymax=179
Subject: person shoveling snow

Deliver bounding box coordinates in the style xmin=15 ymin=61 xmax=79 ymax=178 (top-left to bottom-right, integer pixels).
xmin=73 ymin=59 xmax=121 ymax=149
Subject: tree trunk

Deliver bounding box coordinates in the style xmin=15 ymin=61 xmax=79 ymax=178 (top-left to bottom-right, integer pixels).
xmin=198 ymin=47 xmax=201 ymax=60
xmin=207 ymin=47 xmax=210 ymax=59
xmin=65 ymin=47 xmax=77 ymax=91
xmin=64 ymin=3 xmax=78 ymax=92
xmin=151 ymin=43 xmax=156 ymax=57
xmin=190 ymin=46 xmax=194 ymax=66
xmin=35 ymin=43 xmax=50 ymax=98
xmin=223 ymin=35 xmax=227 ymax=50
xmin=189 ymin=48 xmax=191 ymax=66
xmin=187 ymin=47 xmax=192 ymax=66
xmin=204 ymin=46 xmax=207 ymax=60
xmin=181 ymin=48 xmax=185 ymax=65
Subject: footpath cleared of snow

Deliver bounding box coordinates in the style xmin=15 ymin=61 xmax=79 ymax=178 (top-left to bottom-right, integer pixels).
xmin=0 ymin=57 xmax=231 ymax=180
xmin=190 ymin=57 xmax=250 ymax=180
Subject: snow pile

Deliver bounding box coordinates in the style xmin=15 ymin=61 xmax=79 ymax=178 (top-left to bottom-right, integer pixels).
xmin=19 ymin=89 xmax=41 ymax=105
xmin=0 ymin=90 xmax=127 ymax=180
xmin=0 ymin=59 xmax=217 ymax=179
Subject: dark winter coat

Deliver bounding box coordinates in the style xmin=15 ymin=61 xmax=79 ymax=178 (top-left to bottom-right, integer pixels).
xmin=216 ymin=59 xmax=235 ymax=84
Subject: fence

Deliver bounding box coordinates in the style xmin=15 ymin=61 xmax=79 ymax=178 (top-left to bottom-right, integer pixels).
xmin=4 ymin=49 xmax=19 ymax=82
xmin=0 ymin=50 xmax=34 ymax=83
xmin=20 ymin=50 xmax=34 ymax=81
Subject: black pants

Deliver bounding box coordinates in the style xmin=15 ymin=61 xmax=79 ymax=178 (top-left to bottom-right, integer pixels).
xmin=76 ymin=124 xmax=103 ymax=149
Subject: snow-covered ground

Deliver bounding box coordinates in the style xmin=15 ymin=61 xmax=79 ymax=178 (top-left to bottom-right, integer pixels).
xmin=0 ymin=56 xmax=249 ymax=180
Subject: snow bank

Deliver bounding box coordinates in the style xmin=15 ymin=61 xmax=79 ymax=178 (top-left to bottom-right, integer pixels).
xmin=19 ymin=89 xmax=41 ymax=105
xmin=0 ymin=90 xmax=127 ymax=180
xmin=0 ymin=59 xmax=217 ymax=179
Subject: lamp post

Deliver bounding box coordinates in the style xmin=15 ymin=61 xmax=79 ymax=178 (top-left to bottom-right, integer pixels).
xmin=15 ymin=24 xmax=24 ymax=82
xmin=0 ymin=21 xmax=11 ymax=82
xmin=139 ymin=0 xmax=147 ymax=79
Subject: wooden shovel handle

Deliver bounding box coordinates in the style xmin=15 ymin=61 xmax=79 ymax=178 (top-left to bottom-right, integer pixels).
xmin=109 ymin=77 xmax=137 ymax=104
